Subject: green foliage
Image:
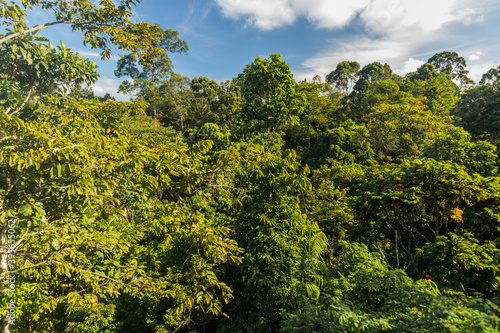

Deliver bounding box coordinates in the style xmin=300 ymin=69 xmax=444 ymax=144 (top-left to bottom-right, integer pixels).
xmin=281 ymin=242 xmax=500 ymax=332
xmin=423 ymin=127 xmax=498 ymax=176
xmin=427 ymin=51 xmax=474 ymax=89
xmin=352 ymin=62 xmax=394 ymax=94
xmin=0 ymin=102 xmax=151 ymax=330
xmin=417 ymin=232 xmax=500 ymax=295
xmin=304 ymin=167 xmax=359 ymax=241
xmin=480 ymin=65 xmax=500 ymax=85
xmin=354 ymin=157 xmax=500 ymax=277
xmin=2 ymin=6 xmax=500 ymax=329
xmin=1 ymin=0 xmax=176 ymax=59
xmin=64 ymin=303 xmax=117 ymax=333
xmin=115 ymin=29 xmax=188 ymax=119
xmin=452 ymin=83 xmax=500 ymax=146
xmin=0 ymin=35 xmax=99 ymax=116
xmin=297 ymin=76 xmax=341 ymax=131
xmin=303 ymin=119 xmax=375 ymax=169
xmin=350 ymin=77 xmax=409 ymax=123
xmin=405 ymin=64 xmax=460 ymax=116
xmin=157 ymin=73 xmax=193 ymax=130
xmin=239 ymin=54 xmax=306 ymax=135
xmin=366 ymin=99 xmax=453 ymax=162
xmin=326 ymin=61 xmax=360 ymax=96
xmin=221 ymin=145 xmax=327 ymax=331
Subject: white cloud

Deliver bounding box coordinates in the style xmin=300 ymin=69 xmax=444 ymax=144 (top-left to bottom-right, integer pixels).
xmin=294 ymin=30 xmax=430 ymax=81
xmin=292 ymin=0 xmax=493 ymax=81
xmin=76 ymin=51 xmax=102 ymax=58
xmin=397 ymin=58 xmax=426 ymax=75
xmin=361 ymin=0 xmax=457 ymax=33
xmin=215 ymin=0 xmax=296 ymax=30
xmin=469 ymin=51 xmax=485 ymax=61
xmin=293 ymin=0 xmax=370 ymax=29
xmin=467 ymin=62 xmax=498 ymax=82
xmin=215 ymin=0 xmax=487 ymax=31
xmin=91 ymin=77 xmax=128 ymax=101
xmin=215 ymin=0 xmax=497 ymax=84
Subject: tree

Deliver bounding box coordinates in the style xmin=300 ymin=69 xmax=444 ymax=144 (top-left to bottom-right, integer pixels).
xmin=350 ymin=77 xmax=409 ymax=123
xmin=417 ymin=232 xmax=500 ymax=295
xmin=190 ymin=76 xmax=220 ymax=126
xmin=213 ymin=79 xmax=242 ymax=132
xmin=427 ymin=51 xmax=474 ymax=89
xmin=302 ymin=120 xmax=374 ymax=170
xmin=221 ymin=146 xmax=327 ymax=331
xmin=239 ymin=54 xmax=306 ymax=136
xmin=326 ymin=61 xmax=360 ymax=96
xmin=115 ymin=29 xmax=188 ymax=120
xmin=281 ymin=241 xmax=500 ymax=332
xmin=0 ymin=100 xmax=155 ymax=332
xmin=479 ymin=65 xmax=500 ymax=86
xmin=1 ymin=0 xmax=168 ymax=58
xmin=452 ymin=84 xmax=500 ymax=145
xmin=295 ymin=77 xmax=340 ymax=149
xmin=0 ymin=36 xmax=99 ymax=116
xmin=405 ymin=63 xmax=459 ymax=117
xmin=157 ymin=73 xmax=193 ymax=130
xmin=422 ymin=127 xmax=498 ymax=177
xmin=325 ymin=61 xmax=361 ymax=120
xmin=352 ymin=62 xmax=393 ymax=94
xmin=354 ymin=158 xmax=500 ymax=275
xmin=1 ymin=0 xmax=184 ymax=119
xmin=0 ymin=1 xmax=196 ymax=331
xmin=366 ymin=98 xmax=452 ymax=162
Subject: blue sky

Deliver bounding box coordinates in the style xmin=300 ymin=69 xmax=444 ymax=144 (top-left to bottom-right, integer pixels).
xmin=25 ymin=0 xmax=500 ymax=99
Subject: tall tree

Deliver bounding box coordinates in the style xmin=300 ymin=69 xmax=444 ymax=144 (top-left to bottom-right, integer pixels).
xmin=222 ymin=146 xmax=327 ymax=331
xmin=427 ymin=51 xmax=474 ymax=89
xmin=1 ymin=0 xmax=172 ymax=58
xmin=296 ymin=77 xmax=340 ymax=148
xmin=190 ymin=76 xmax=219 ymax=126
xmin=479 ymin=65 xmax=500 ymax=86
xmin=157 ymin=73 xmax=193 ymax=130
xmin=353 ymin=62 xmax=393 ymax=94
xmin=326 ymin=61 xmax=360 ymax=96
xmin=326 ymin=61 xmax=360 ymax=119
xmin=406 ymin=63 xmax=459 ymax=116
xmin=452 ymin=83 xmax=500 ymax=145
xmin=239 ymin=54 xmax=305 ymax=136
xmin=115 ymin=29 xmax=188 ymax=120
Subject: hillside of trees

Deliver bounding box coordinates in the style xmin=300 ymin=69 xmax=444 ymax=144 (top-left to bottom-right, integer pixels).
xmin=2 ymin=1 xmax=500 ymax=332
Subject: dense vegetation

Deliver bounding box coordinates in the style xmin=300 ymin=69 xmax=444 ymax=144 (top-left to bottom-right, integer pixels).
xmin=1 ymin=1 xmax=500 ymax=332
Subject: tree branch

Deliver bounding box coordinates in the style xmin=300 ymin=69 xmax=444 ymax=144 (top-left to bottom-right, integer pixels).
xmin=6 ymin=87 xmax=33 ymax=116
xmin=0 ymin=20 xmax=120 ymax=44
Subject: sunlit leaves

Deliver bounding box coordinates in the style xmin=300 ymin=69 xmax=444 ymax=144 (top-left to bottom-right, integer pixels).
xmin=239 ymin=54 xmax=306 ymax=135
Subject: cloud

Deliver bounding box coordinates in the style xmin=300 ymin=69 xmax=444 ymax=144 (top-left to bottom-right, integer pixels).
xmin=91 ymin=77 xmax=129 ymax=101
xmin=294 ymin=30 xmax=431 ymax=81
xmin=76 ymin=51 xmax=102 ymax=58
xmin=215 ymin=0 xmax=487 ymax=31
xmin=291 ymin=0 xmax=493 ymax=81
xmin=361 ymin=0 xmax=458 ymax=33
xmin=293 ymin=0 xmax=370 ymax=29
xmin=215 ymin=0 xmax=296 ymax=30
xmin=397 ymin=58 xmax=426 ymax=75
xmin=469 ymin=51 xmax=485 ymax=61
xmin=215 ymin=0 xmax=497 ymax=84
xmin=467 ymin=62 xmax=498 ymax=82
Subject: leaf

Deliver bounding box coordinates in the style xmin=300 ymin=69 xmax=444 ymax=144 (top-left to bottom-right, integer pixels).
xmin=19 ymin=203 xmax=32 ymax=216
